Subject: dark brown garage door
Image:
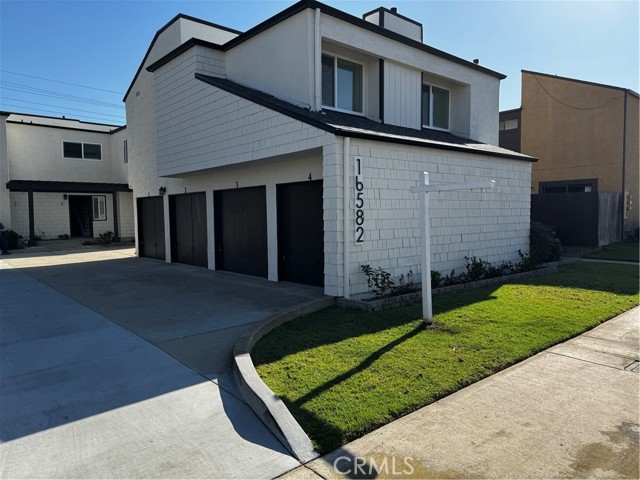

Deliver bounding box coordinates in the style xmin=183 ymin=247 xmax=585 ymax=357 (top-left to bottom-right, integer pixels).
xmin=169 ymin=192 xmax=208 ymax=267
xmin=214 ymin=186 xmax=267 ymax=277
xmin=137 ymin=196 xmax=165 ymax=261
xmin=277 ymin=180 xmax=324 ymax=287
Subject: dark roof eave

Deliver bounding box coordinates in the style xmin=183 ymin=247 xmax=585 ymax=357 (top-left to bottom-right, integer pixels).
xmin=334 ymin=129 xmax=537 ymax=162
xmin=195 ymin=73 xmax=336 ymax=134
xmin=6 ymin=120 xmax=124 ymax=134
xmin=195 ymin=73 xmax=536 ymax=162
xmin=7 ymin=180 xmax=132 ymax=193
xmin=223 ymin=0 xmax=505 ymax=80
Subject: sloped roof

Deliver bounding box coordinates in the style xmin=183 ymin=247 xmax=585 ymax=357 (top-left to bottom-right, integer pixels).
xmin=195 ymin=74 xmax=536 ymax=162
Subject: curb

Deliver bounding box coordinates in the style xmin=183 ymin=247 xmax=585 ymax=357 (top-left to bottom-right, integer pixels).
xmin=232 ymin=296 xmax=335 ymax=463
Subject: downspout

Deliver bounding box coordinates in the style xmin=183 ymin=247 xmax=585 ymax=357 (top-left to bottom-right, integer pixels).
xmin=343 ymin=136 xmax=350 ymax=299
xmin=313 ymin=8 xmax=321 ymax=111
xmin=620 ymin=90 xmax=628 ymax=240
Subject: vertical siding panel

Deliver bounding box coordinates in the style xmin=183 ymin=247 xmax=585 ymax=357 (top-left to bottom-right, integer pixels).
xmin=383 ymin=61 xmax=421 ymax=130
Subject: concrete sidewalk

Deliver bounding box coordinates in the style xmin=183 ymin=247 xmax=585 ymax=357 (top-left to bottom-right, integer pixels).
xmin=282 ymin=307 xmax=640 ymax=479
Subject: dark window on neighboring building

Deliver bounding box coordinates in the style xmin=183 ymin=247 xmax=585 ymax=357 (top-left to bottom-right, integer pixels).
xmin=63 ymin=141 xmax=102 ymax=160
xmin=123 ymin=139 xmax=128 ymax=164
xmin=63 ymin=142 xmax=83 ymax=159
xmin=499 ymin=119 xmax=519 ymax=131
xmin=83 ymin=143 xmax=102 ymax=160
xmin=541 ymin=180 xmax=596 ymax=194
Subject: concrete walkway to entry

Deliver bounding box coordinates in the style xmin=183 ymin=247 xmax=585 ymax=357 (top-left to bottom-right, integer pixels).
xmin=0 ymin=247 xmax=324 ymax=479
xmin=282 ymin=306 xmax=640 ymax=479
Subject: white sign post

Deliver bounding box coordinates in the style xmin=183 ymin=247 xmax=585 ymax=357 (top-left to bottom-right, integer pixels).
xmin=410 ymin=172 xmax=495 ymax=325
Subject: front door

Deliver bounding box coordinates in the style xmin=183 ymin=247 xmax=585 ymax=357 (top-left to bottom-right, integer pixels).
xmin=69 ymin=195 xmax=93 ymax=238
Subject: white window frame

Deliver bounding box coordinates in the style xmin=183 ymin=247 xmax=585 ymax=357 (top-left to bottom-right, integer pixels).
xmin=421 ymin=83 xmax=451 ymax=132
xmin=62 ymin=141 xmax=103 ymax=161
xmin=321 ymin=52 xmax=366 ymax=116
xmin=92 ymin=195 xmax=107 ymax=221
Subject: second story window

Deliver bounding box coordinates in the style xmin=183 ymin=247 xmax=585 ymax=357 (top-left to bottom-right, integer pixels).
xmin=422 ymin=84 xmax=450 ymax=130
xmin=63 ymin=141 xmax=102 ymax=160
xmin=322 ymin=54 xmax=364 ymax=114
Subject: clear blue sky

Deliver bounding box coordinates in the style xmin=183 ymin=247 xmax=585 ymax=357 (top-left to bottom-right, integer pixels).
xmin=1 ymin=0 xmax=638 ymax=126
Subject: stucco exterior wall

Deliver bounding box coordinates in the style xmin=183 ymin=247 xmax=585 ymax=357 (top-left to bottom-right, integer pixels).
xmin=6 ymin=123 xmax=126 ymax=184
xmin=522 ymin=72 xmax=639 ymax=236
xmin=524 ymin=72 xmax=626 ymax=194
xmin=320 ymin=14 xmax=500 ymax=145
xmin=226 ymin=10 xmax=314 ymax=108
xmin=323 ymin=138 xmax=532 ymax=297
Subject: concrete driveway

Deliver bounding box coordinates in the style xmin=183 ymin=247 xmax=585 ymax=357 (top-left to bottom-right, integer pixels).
xmin=0 ymin=247 xmax=323 ymax=479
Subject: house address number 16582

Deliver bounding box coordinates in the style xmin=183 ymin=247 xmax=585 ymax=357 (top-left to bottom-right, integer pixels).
xmin=355 ymin=156 xmax=364 ymax=244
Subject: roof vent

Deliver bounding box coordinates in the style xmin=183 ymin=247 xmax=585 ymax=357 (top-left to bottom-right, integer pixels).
xmin=363 ymin=7 xmax=423 ymax=42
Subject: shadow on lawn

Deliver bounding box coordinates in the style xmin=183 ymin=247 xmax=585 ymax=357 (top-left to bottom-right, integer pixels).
xmin=253 ymin=262 xmax=639 ymax=453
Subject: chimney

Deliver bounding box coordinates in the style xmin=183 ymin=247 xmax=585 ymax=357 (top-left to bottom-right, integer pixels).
xmin=363 ymin=7 xmax=423 ymax=42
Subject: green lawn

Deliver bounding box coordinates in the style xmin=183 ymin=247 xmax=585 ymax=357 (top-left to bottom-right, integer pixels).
xmin=584 ymin=241 xmax=639 ymax=262
xmin=253 ymin=263 xmax=639 ymax=453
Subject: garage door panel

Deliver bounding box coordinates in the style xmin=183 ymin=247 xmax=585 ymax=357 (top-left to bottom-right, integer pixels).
xmin=191 ymin=193 xmax=208 ymax=268
xmin=137 ymin=196 xmax=165 ymax=261
xmin=214 ymin=187 xmax=267 ymax=278
xmin=277 ymin=181 xmax=324 ymax=286
xmin=169 ymin=192 xmax=207 ymax=268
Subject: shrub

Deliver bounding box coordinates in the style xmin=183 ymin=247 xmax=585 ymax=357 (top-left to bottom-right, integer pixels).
xmin=361 ymin=264 xmax=395 ymax=298
xmin=97 ymin=231 xmax=114 ymax=245
xmin=58 ymin=234 xmax=70 ymax=239
xmin=431 ymin=270 xmax=442 ymax=289
xmin=0 ymin=229 xmax=23 ymax=249
xmin=530 ymin=222 xmax=561 ymax=263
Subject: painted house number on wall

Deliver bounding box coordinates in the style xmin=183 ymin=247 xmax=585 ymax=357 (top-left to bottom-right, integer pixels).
xmin=355 ymin=156 xmax=364 ymax=244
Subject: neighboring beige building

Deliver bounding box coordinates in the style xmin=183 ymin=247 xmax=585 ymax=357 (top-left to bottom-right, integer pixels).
xmin=500 ymin=70 xmax=639 ymax=244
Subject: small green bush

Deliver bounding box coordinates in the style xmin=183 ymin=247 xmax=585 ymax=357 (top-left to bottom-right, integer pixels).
xmin=431 ymin=270 xmax=442 ymax=288
xmin=361 ymin=264 xmax=395 ymax=298
xmin=530 ymin=222 xmax=561 ymax=263
xmin=97 ymin=231 xmax=114 ymax=245
xmin=0 ymin=229 xmax=23 ymax=249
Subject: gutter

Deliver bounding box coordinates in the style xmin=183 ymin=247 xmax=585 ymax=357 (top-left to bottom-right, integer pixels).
xmin=621 ymin=90 xmax=628 ymax=239
xmin=343 ymin=137 xmax=350 ymax=299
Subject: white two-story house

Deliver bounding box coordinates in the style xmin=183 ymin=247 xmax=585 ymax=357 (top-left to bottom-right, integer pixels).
xmin=0 ymin=113 xmax=133 ymax=244
xmin=125 ymin=0 xmax=535 ymax=297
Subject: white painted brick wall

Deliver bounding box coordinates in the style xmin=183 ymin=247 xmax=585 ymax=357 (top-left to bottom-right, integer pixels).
xmin=324 ymin=138 xmax=532 ymax=297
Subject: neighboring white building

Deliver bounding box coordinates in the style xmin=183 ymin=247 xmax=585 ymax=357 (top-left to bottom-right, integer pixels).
xmin=125 ymin=0 xmax=536 ymax=297
xmin=0 ymin=113 xmax=133 ymax=244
